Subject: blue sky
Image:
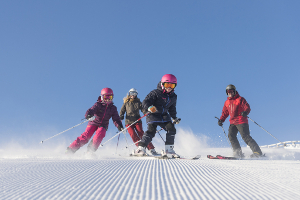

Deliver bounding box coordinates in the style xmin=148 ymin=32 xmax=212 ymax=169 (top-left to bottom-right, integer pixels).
xmin=1 ymin=1 xmax=299 ymax=149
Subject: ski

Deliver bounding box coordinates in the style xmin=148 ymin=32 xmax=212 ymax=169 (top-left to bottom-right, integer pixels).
xmin=129 ymin=153 xmax=162 ymax=158
xmin=207 ymin=155 xmax=219 ymax=159
xmin=207 ymin=154 xmax=267 ymax=160
xmin=216 ymin=155 xmax=237 ymax=160
xmin=130 ymin=154 xmax=201 ymax=160
xmin=207 ymin=155 xmax=237 ymax=160
xmin=155 ymin=154 xmax=201 ymax=160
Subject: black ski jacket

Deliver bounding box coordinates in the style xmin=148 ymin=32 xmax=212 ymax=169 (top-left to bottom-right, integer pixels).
xmin=142 ymin=82 xmax=177 ymax=124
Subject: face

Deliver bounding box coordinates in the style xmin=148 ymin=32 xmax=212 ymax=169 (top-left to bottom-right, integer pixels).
xmin=129 ymin=92 xmax=137 ymax=98
xmin=227 ymin=89 xmax=235 ymax=97
xmin=165 ymin=87 xmax=173 ymax=93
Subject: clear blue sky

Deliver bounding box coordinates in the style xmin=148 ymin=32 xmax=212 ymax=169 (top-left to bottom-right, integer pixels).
xmin=1 ymin=1 xmax=299 ymax=149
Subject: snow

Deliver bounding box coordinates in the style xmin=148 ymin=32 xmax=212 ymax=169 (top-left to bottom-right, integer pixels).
xmin=1 ymin=129 xmax=300 ymax=200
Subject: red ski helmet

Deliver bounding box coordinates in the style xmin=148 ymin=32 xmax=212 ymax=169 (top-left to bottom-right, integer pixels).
xmin=161 ymin=74 xmax=177 ymax=84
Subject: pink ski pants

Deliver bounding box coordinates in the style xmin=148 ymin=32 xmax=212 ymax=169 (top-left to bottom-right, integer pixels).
xmin=69 ymin=125 xmax=106 ymax=151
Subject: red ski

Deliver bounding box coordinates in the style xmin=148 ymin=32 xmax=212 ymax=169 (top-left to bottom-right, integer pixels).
xmin=207 ymin=155 xmax=237 ymax=160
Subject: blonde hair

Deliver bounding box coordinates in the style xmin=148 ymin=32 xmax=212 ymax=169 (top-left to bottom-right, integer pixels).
xmin=123 ymin=95 xmax=131 ymax=103
xmin=123 ymin=95 xmax=140 ymax=103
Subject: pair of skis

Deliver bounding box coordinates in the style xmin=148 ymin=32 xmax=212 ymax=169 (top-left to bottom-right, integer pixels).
xmin=130 ymin=154 xmax=201 ymax=160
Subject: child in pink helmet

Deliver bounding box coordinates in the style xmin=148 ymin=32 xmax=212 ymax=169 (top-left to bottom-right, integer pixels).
xmin=134 ymin=74 xmax=181 ymax=157
xmin=66 ymin=88 xmax=124 ymax=154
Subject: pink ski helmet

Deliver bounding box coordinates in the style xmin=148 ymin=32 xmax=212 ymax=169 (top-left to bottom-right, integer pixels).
xmin=100 ymin=88 xmax=114 ymax=103
xmin=161 ymin=74 xmax=177 ymax=84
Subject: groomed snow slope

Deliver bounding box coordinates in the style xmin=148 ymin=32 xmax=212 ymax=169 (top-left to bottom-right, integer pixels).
xmin=1 ymin=148 xmax=300 ymax=200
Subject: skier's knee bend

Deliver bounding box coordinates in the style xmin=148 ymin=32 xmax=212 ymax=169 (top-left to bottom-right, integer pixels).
xmin=165 ymin=122 xmax=176 ymax=134
xmin=145 ymin=130 xmax=156 ymax=138
xmin=146 ymin=123 xmax=157 ymax=138
xmin=242 ymin=135 xmax=253 ymax=145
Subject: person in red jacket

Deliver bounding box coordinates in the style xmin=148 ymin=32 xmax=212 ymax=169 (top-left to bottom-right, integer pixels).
xmin=218 ymin=84 xmax=263 ymax=158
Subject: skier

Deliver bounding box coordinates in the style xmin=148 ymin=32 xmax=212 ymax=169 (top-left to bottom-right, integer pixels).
xmin=66 ymin=88 xmax=124 ymax=154
xmin=218 ymin=84 xmax=263 ymax=158
xmin=134 ymin=74 xmax=181 ymax=157
xmin=119 ymin=88 xmax=159 ymax=155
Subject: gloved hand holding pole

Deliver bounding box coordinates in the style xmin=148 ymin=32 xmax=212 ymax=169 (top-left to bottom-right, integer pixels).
xmin=215 ymin=116 xmax=232 ymax=148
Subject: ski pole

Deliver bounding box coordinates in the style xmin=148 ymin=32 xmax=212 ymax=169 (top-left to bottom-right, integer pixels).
xmin=215 ymin=117 xmax=232 ymax=148
xmin=40 ymin=118 xmax=91 ymax=144
xmin=115 ymin=134 xmax=121 ymax=154
xmin=247 ymin=116 xmax=282 ymax=143
xmin=155 ymin=119 xmax=181 ymax=143
xmin=100 ymin=112 xmax=150 ymax=147
xmin=157 ymin=127 xmax=166 ymax=143
xmin=122 ymin=129 xmax=130 ymax=150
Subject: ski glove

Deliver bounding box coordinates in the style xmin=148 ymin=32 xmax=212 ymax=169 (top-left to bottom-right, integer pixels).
xmin=172 ymin=117 xmax=181 ymax=124
xmin=86 ymin=115 xmax=95 ymax=121
xmin=148 ymin=106 xmax=157 ymax=113
xmin=118 ymin=124 xmax=124 ymax=132
xmin=241 ymin=111 xmax=248 ymax=117
xmin=218 ymin=120 xmax=223 ymax=126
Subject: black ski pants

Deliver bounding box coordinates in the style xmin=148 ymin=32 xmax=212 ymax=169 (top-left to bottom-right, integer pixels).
xmin=228 ymin=123 xmax=262 ymax=154
xmin=139 ymin=121 xmax=176 ymax=147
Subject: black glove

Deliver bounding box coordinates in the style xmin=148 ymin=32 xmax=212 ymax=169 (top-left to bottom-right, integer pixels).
xmin=86 ymin=115 xmax=96 ymax=121
xmin=172 ymin=117 xmax=181 ymax=124
xmin=218 ymin=120 xmax=223 ymax=126
xmin=241 ymin=111 xmax=248 ymax=117
xmin=118 ymin=124 xmax=124 ymax=132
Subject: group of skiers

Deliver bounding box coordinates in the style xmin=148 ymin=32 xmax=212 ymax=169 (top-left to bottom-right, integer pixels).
xmin=65 ymin=74 xmax=263 ymax=158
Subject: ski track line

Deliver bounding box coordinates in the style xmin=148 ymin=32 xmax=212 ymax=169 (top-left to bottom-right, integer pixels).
xmin=1 ymin=158 xmax=300 ymax=200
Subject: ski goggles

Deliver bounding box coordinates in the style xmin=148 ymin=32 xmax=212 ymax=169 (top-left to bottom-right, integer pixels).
xmin=227 ymin=89 xmax=235 ymax=94
xmin=163 ymin=82 xmax=176 ymax=89
xmin=103 ymin=95 xmax=113 ymax=100
xmin=129 ymin=92 xmax=137 ymax=96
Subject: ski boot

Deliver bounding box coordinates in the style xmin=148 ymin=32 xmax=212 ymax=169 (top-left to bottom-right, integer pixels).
xmin=250 ymin=152 xmax=264 ymax=158
xmin=165 ymin=145 xmax=180 ymax=158
xmin=233 ymin=149 xmax=245 ymax=159
xmin=132 ymin=146 xmax=147 ymax=156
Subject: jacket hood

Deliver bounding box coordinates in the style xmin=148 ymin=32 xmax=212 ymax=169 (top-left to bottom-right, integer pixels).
xmin=157 ymin=82 xmax=163 ymax=91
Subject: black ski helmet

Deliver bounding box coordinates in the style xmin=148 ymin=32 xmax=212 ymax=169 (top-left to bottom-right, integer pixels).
xmin=226 ymin=84 xmax=236 ymax=95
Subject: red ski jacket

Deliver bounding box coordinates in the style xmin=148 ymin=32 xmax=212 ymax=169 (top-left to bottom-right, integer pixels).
xmin=219 ymin=92 xmax=250 ymax=125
